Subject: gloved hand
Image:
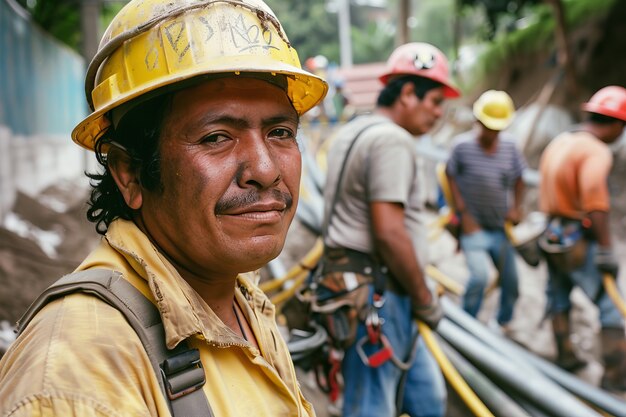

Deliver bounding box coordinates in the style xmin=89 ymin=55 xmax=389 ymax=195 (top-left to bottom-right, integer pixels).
xmin=594 ymin=246 xmax=619 ymax=278
xmin=412 ymin=296 xmax=444 ymax=330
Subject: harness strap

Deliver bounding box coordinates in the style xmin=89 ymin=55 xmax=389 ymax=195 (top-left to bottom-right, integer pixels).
xmin=17 ymin=269 xmax=213 ymax=417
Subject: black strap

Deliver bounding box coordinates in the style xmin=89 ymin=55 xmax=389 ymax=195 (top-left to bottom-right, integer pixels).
xmin=17 ymin=269 xmax=213 ymax=417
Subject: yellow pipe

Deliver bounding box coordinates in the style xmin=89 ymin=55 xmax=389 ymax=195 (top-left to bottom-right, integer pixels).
xmin=270 ymin=272 xmax=309 ymax=309
xmin=260 ymin=238 xmax=323 ymax=293
xmin=436 ymin=162 xmax=455 ymax=211
xmin=428 ymin=212 xmax=455 ymax=241
xmin=425 ymin=265 xmax=464 ymax=296
xmin=504 ymin=221 xmax=516 ymax=245
xmin=603 ymin=273 xmax=626 ymax=318
xmin=418 ymin=321 xmax=496 ymax=417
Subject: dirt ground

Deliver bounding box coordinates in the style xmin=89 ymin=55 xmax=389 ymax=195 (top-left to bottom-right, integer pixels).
xmin=0 ymin=182 xmax=97 ymax=326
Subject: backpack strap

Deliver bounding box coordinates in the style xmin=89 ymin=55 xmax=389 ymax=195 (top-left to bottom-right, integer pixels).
xmin=17 ymin=269 xmax=214 ymax=417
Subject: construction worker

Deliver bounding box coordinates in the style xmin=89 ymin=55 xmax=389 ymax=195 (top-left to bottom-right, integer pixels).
xmin=445 ymin=90 xmax=527 ymax=333
xmin=320 ymin=42 xmax=460 ymax=417
xmin=538 ymin=86 xmax=626 ymax=391
xmin=0 ymin=0 xmax=327 ymax=416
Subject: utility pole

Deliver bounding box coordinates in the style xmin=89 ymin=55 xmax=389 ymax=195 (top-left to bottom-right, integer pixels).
xmin=80 ymin=0 xmax=101 ymax=65
xmin=80 ymin=0 xmax=101 ymax=171
xmin=338 ymin=0 xmax=353 ymax=68
xmin=396 ymin=0 xmax=411 ymax=46
xmin=453 ymin=0 xmax=462 ymax=64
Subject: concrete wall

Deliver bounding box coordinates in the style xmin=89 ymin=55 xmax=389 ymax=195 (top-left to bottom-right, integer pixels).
xmin=0 ymin=126 xmax=95 ymax=219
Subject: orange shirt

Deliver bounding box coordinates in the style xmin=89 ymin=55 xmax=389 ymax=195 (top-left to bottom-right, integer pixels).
xmin=539 ymin=130 xmax=612 ymax=219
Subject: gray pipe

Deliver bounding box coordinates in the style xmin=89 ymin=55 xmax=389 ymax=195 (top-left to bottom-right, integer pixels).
xmin=437 ymin=317 xmax=602 ymax=417
xmin=441 ymin=298 xmax=626 ymax=417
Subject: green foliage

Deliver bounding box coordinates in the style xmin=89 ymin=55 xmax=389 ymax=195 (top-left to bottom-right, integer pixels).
xmin=265 ymin=0 xmax=399 ymax=66
xmin=470 ymin=0 xmax=616 ymax=85
xmin=16 ymin=0 xmax=81 ymax=50
xmin=265 ymin=0 xmax=340 ymax=64
xmin=411 ymin=0 xmax=456 ymax=57
xmin=15 ymin=0 xmax=127 ymax=52
xmin=101 ymin=2 xmax=126 ymax=29
xmin=351 ymin=21 xmax=394 ymax=64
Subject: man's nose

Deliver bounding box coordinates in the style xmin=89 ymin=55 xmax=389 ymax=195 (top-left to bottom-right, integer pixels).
xmin=433 ymin=103 xmax=444 ymax=119
xmin=236 ymin=136 xmax=282 ymax=189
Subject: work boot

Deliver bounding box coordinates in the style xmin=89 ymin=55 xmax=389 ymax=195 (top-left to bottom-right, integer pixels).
xmin=552 ymin=312 xmax=587 ymax=372
xmin=600 ymin=327 xmax=626 ymax=392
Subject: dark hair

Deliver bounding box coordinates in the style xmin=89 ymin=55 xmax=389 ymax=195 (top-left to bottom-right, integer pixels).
xmin=376 ymin=75 xmax=443 ymax=107
xmin=86 ymin=94 xmax=173 ymax=235
xmin=588 ymin=111 xmax=626 ymax=126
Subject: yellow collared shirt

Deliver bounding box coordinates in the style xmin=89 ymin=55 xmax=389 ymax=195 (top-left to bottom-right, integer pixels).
xmin=0 ymin=219 xmax=314 ymax=417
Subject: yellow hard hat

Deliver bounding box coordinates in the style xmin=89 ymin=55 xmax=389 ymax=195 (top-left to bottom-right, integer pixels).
xmin=472 ymin=90 xmax=515 ymax=131
xmin=72 ymin=0 xmax=328 ymax=151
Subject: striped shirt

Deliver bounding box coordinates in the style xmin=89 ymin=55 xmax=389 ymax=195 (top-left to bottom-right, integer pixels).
xmin=446 ymin=129 xmax=527 ymax=230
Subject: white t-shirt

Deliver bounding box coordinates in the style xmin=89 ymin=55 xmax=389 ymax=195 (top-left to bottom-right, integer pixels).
xmin=323 ymin=114 xmax=428 ymax=266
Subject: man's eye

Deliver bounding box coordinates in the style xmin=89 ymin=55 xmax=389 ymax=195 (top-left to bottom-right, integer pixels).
xmin=201 ymin=133 xmax=230 ymax=144
xmin=269 ymin=128 xmax=295 ymax=140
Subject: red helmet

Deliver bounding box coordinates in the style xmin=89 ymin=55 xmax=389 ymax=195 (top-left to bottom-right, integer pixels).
xmin=581 ymin=86 xmax=626 ymax=122
xmin=378 ymin=42 xmax=460 ymax=98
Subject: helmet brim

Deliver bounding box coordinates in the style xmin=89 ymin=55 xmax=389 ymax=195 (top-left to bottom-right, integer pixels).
xmin=72 ymin=63 xmax=327 ymax=151
xmin=581 ymin=102 xmax=626 ymax=122
xmin=378 ymin=73 xmax=461 ymax=99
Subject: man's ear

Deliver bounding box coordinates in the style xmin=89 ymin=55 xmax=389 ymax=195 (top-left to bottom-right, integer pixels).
xmin=399 ymin=82 xmax=418 ymax=107
xmin=108 ymin=147 xmax=143 ymax=210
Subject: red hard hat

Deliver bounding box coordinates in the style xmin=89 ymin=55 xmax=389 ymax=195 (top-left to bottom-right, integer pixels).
xmin=581 ymin=86 xmax=626 ymax=122
xmin=378 ymin=42 xmax=460 ymax=98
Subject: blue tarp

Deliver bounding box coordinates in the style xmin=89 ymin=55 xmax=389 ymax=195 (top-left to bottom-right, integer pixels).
xmin=0 ymin=0 xmax=86 ymax=135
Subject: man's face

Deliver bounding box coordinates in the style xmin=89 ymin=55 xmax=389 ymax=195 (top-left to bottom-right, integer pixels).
xmin=478 ymin=122 xmax=500 ymax=144
xmin=408 ymin=87 xmax=446 ymax=136
xmin=606 ymin=121 xmax=626 ymax=143
xmin=137 ymin=77 xmax=301 ymax=279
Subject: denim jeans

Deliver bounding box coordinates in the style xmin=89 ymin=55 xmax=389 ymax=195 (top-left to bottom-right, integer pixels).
xmin=460 ymin=228 xmax=519 ymax=325
xmin=342 ymin=288 xmax=446 ymax=417
xmin=546 ymin=241 xmax=624 ymax=328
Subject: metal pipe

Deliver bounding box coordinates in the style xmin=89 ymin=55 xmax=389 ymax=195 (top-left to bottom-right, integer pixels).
xmin=437 ymin=317 xmax=602 ymax=417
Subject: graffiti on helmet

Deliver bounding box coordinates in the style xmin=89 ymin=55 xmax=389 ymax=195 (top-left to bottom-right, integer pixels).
xmin=413 ymin=49 xmax=435 ymax=71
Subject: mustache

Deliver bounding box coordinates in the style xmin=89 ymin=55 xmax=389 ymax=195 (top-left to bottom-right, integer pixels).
xmin=215 ymin=188 xmax=293 ymax=214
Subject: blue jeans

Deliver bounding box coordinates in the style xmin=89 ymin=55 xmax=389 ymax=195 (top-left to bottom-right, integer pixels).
xmin=342 ymin=288 xmax=446 ymax=417
xmin=460 ymin=229 xmax=519 ymax=325
xmin=546 ymin=241 xmax=624 ymax=328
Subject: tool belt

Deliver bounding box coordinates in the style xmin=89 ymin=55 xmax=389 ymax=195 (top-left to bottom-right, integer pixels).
xmin=312 ymin=247 xmax=393 ymax=349
xmin=538 ymin=217 xmax=589 ymax=272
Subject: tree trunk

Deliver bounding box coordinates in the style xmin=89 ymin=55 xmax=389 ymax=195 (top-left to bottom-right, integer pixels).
xmin=544 ymin=0 xmax=578 ymax=98
xmin=396 ymin=0 xmax=411 ymax=46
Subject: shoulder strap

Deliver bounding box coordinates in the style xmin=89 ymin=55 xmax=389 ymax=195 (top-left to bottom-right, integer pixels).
xmin=17 ymin=269 xmax=213 ymax=417
xmin=322 ymin=121 xmax=386 ymax=240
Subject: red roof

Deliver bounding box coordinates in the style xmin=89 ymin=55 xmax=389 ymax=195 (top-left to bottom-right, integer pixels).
xmin=337 ymin=62 xmax=386 ymax=113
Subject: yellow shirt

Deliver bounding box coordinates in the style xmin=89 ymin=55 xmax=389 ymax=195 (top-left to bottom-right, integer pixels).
xmin=0 ymin=219 xmax=314 ymax=417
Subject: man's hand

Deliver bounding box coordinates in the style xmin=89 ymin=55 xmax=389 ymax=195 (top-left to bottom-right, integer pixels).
xmin=505 ymin=207 xmax=522 ymax=225
xmin=412 ymin=296 xmax=444 ymax=329
xmin=460 ymin=211 xmax=481 ymax=235
xmin=595 ymin=246 xmax=619 ymax=278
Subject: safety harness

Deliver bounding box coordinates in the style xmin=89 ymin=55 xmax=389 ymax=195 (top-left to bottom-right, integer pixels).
xmin=17 ymin=269 xmax=213 ymax=417
xmin=313 ymin=121 xmax=418 ymax=403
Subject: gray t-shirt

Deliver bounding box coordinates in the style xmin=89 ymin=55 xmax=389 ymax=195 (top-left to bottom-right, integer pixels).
xmin=322 ymin=114 xmax=428 ymax=265
xmin=446 ymin=129 xmax=527 ymax=230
